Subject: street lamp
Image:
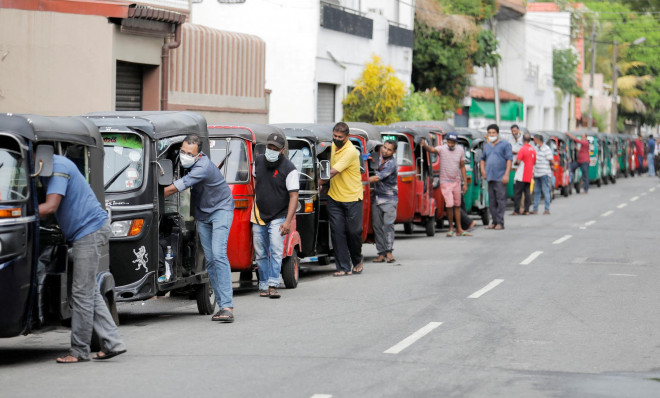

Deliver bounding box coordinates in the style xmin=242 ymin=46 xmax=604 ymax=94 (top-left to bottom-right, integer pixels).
xmin=611 ymin=36 xmax=646 ymax=133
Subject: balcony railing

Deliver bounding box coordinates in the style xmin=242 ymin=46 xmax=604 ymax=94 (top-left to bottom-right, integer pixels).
xmin=133 ymin=0 xmax=191 ymax=13
xmin=320 ymin=1 xmax=373 ymax=39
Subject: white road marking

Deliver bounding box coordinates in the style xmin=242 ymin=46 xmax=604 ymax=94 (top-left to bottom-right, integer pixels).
xmin=311 ymin=395 xmax=333 ymax=398
xmin=520 ymin=251 xmax=543 ymax=265
xmin=609 ymin=274 xmax=637 ymax=277
xmin=585 ymin=220 xmax=597 ymax=226
xmin=579 ymin=226 xmax=587 ymax=230
xmin=641 ymin=192 xmax=648 ymax=196
xmin=650 ymin=187 xmax=656 ymax=192
xmin=384 ymin=322 xmax=443 ymax=354
xmin=553 ymin=235 xmax=572 ymax=245
xmin=468 ymin=279 xmax=504 ymax=299
xmin=631 ymin=196 xmax=639 ymax=202
xmin=601 ymin=210 xmax=614 ymax=217
xmin=617 ymin=203 xmax=628 ymax=209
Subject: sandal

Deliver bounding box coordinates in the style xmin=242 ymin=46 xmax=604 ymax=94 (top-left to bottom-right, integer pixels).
xmin=259 ymin=290 xmax=269 ymax=298
xmin=458 ymin=231 xmax=472 ymax=236
xmin=93 ymin=349 xmax=126 ymax=360
xmin=352 ymin=263 xmax=363 ymax=274
xmin=386 ymin=257 xmax=396 ymax=263
xmin=56 ymin=354 xmax=89 ymax=364
xmin=268 ymin=287 xmax=281 ymax=299
xmin=212 ymin=308 xmax=234 ymax=323
xmin=372 ymin=256 xmax=386 ymax=263
xmin=333 ymin=271 xmax=351 ymax=277
xmin=446 ymin=230 xmax=456 ymax=237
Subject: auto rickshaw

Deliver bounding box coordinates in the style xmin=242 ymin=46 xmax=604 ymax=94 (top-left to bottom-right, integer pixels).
xmin=603 ymin=134 xmax=618 ymax=184
xmin=583 ymin=132 xmax=604 ymax=187
xmin=206 ymin=124 xmax=302 ymax=288
xmin=542 ymin=131 xmax=572 ymax=197
xmin=454 ymin=128 xmax=489 ymax=225
xmin=378 ymin=125 xmax=436 ymax=236
xmin=0 ymin=114 xmax=114 ymax=338
xmin=616 ymin=134 xmax=630 ymax=178
xmin=346 ymin=122 xmax=378 ymax=242
xmin=86 ymin=111 xmax=216 ymax=315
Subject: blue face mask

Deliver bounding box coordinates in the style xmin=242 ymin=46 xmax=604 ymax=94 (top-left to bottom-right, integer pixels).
xmin=265 ymin=148 xmax=280 ymax=162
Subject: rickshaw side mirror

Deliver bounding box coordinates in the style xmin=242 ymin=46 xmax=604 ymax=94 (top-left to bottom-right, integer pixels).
xmin=32 ymin=145 xmax=54 ymax=177
xmin=157 ymin=159 xmax=174 ymax=186
xmin=319 ymin=160 xmax=331 ymax=180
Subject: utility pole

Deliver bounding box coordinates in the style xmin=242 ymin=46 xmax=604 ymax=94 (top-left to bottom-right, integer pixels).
xmin=588 ymin=23 xmax=597 ymax=130
xmin=610 ymin=39 xmax=618 ymax=133
xmin=490 ymin=18 xmax=501 ymax=125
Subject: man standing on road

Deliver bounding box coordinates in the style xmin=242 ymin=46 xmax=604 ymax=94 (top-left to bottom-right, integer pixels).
xmin=566 ymin=132 xmax=590 ymax=194
xmin=647 ymin=135 xmax=656 ymax=177
xmin=324 ymin=122 xmax=364 ymax=276
xmin=532 ymin=135 xmax=554 ymax=215
xmin=421 ymin=133 xmax=470 ymax=237
xmin=252 ymin=132 xmax=299 ymax=298
xmin=512 ymin=133 xmax=536 ymax=216
xmin=508 ymin=124 xmax=523 ymax=155
xmin=480 ymin=124 xmax=512 ymax=230
xmin=369 ymin=140 xmax=398 ymax=263
xmin=164 ymin=135 xmax=235 ymax=323
xmin=635 ymin=136 xmax=645 ymax=175
xmin=39 ymin=154 xmax=126 ymax=363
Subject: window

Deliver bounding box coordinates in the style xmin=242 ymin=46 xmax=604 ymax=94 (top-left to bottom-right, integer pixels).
xmin=209 ymin=138 xmax=249 ymax=184
xmin=0 ymin=136 xmax=28 ymax=202
xmin=102 ymin=133 xmax=145 ymax=192
xmin=288 ymin=139 xmax=316 ymax=191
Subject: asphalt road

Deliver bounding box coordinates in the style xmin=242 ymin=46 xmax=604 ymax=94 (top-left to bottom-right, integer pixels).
xmin=2 ymin=175 xmax=660 ymax=398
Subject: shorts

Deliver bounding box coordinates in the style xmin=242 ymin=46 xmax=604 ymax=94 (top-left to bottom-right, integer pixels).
xmin=440 ymin=181 xmax=461 ymax=207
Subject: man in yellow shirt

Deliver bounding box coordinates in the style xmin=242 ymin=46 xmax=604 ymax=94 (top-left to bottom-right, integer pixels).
xmin=326 ymin=122 xmax=364 ymax=276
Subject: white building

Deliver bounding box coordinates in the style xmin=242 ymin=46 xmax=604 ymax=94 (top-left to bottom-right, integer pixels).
xmin=191 ymin=0 xmax=415 ymax=123
xmin=470 ymin=2 xmax=573 ymax=131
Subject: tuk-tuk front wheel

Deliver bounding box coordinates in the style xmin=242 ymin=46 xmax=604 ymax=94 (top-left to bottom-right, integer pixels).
xmin=282 ymin=250 xmax=299 ymax=289
xmin=403 ymin=222 xmax=414 ymax=234
xmin=480 ymin=208 xmax=490 ymax=226
xmin=195 ymin=281 xmax=217 ymax=315
xmin=425 ymin=217 xmax=435 ymax=237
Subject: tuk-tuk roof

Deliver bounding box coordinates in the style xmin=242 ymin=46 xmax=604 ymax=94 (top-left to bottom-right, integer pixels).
xmin=276 ymin=123 xmax=335 ymax=142
xmin=207 ymin=123 xmax=284 ymax=143
xmin=1 ymin=113 xmax=102 ymax=147
xmin=538 ymin=131 xmax=567 ymax=141
xmin=390 ymin=120 xmax=454 ymax=134
xmin=346 ymin=122 xmax=382 ymax=141
xmin=86 ymin=111 xmax=208 ymax=140
xmin=377 ymin=125 xmax=429 ymax=143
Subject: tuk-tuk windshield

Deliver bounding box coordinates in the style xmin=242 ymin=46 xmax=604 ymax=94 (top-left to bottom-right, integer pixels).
xmin=0 ymin=139 xmax=28 ymax=202
xmin=382 ymin=133 xmax=413 ymax=166
xmin=102 ymin=133 xmax=145 ymax=192
xmin=288 ymin=140 xmax=316 ymax=191
xmin=209 ymin=138 xmax=249 ymax=184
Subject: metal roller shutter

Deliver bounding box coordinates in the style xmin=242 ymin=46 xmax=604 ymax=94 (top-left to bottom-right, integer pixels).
xmin=116 ymin=61 xmax=143 ymax=111
xmin=317 ymin=83 xmax=336 ymax=123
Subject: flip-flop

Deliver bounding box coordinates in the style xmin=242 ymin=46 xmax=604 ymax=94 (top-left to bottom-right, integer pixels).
xmin=268 ymin=287 xmax=281 ymax=299
xmin=386 ymin=258 xmax=396 ymax=263
xmin=446 ymin=230 xmax=456 ymax=237
xmin=333 ymin=271 xmax=351 ymax=277
xmin=56 ymin=354 xmax=90 ymax=364
xmin=372 ymin=257 xmax=386 ymax=263
xmin=352 ymin=264 xmax=363 ymax=274
xmin=93 ymin=349 xmax=126 ymax=360
xmin=458 ymin=231 xmax=472 ymax=236
xmin=212 ymin=308 xmax=234 ymax=323
xmin=259 ymin=290 xmax=269 ymax=298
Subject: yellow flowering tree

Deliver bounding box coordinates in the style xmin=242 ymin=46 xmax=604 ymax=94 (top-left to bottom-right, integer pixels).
xmin=343 ymin=55 xmax=406 ymax=125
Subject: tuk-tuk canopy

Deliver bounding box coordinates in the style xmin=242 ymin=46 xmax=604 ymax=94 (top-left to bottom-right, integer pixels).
xmin=86 ymin=111 xmax=208 ymax=140
xmin=208 ymin=123 xmax=285 ymax=144
xmin=539 ymin=131 xmax=568 ymax=142
xmin=390 ymin=121 xmax=453 ymax=135
xmin=1 ymin=113 xmax=102 ymax=147
xmin=346 ymin=122 xmax=381 ymax=142
xmin=378 ymin=125 xmax=428 ymax=144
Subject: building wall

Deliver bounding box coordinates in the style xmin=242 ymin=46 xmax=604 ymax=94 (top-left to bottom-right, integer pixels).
xmin=0 ymin=8 xmax=115 ymax=115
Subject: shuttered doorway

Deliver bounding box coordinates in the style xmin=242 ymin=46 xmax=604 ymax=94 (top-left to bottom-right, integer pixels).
xmin=116 ymin=61 xmax=143 ymax=111
xmin=317 ymin=83 xmax=336 ymax=123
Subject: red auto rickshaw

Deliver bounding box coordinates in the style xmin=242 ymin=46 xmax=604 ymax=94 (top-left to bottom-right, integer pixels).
xmin=207 ymin=124 xmax=302 ymax=288
xmin=376 ymin=125 xmax=437 ymax=236
xmin=542 ymin=131 xmax=572 ymax=197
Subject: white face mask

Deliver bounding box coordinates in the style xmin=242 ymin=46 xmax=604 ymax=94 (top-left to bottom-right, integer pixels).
xmin=489 ymin=135 xmax=498 ymax=143
xmin=265 ymin=148 xmax=280 ymax=162
xmin=180 ymin=153 xmax=197 ymax=168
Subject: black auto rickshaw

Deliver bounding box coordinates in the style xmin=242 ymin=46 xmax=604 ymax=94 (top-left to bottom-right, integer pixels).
xmin=86 ymin=111 xmax=216 ymax=315
xmin=0 ymin=113 xmax=114 ymax=337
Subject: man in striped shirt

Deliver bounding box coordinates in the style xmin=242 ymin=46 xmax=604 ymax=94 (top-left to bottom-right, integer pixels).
xmin=532 ymin=135 xmax=554 ymax=215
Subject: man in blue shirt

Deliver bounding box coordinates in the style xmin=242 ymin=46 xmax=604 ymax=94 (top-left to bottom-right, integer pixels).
xmin=39 ymin=155 xmax=126 ymax=363
xmin=368 ymin=140 xmax=398 ymax=264
xmin=647 ymin=135 xmax=656 ymax=177
xmin=164 ymin=135 xmax=235 ymax=322
xmin=480 ymin=124 xmax=512 ymax=230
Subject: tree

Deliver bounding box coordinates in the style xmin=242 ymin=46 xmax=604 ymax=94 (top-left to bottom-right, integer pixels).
xmin=553 ymin=48 xmax=584 ymax=97
xmin=342 ymin=55 xmax=406 ymax=125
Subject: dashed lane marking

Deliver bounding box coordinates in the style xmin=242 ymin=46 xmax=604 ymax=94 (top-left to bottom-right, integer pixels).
xmin=553 ymin=235 xmax=573 ymax=244
xmin=579 ymin=226 xmax=587 ymax=230
xmin=384 ymin=322 xmax=443 ymax=354
xmin=631 ymin=196 xmax=639 ymax=202
xmin=651 ymin=187 xmax=656 ymax=192
xmin=601 ymin=210 xmax=614 ymax=217
xmin=468 ymin=279 xmax=504 ymax=299
xmin=311 ymin=395 xmax=333 ymax=398
xmin=585 ymin=220 xmax=597 ymax=226
xmin=617 ymin=203 xmax=628 ymax=209
xmin=520 ymin=251 xmax=543 ymax=265
xmin=609 ymin=274 xmax=637 ymax=277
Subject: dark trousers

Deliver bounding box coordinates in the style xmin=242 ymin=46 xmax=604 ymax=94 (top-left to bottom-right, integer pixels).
xmin=488 ymin=180 xmax=507 ymax=227
xmin=637 ymin=155 xmax=645 ymax=175
xmin=570 ymin=161 xmax=589 ymax=192
xmin=513 ymin=181 xmax=531 ymax=213
xmin=328 ymin=197 xmax=363 ymax=272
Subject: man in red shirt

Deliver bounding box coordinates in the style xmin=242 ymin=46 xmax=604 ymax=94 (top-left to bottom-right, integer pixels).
xmin=512 ymin=133 xmax=536 ymax=215
xmin=634 ymin=136 xmax=646 ymax=175
xmin=567 ymin=132 xmax=590 ymax=194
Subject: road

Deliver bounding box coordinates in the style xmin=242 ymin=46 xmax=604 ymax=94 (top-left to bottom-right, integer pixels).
xmin=2 ymin=176 xmax=660 ymax=398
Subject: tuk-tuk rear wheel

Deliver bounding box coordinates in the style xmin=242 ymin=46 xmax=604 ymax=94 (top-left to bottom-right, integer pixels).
xmin=195 ymin=282 xmax=216 ymax=315
xmin=403 ymin=223 xmax=414 ymax=234
xmin=425 ymin=217 xmax=435 ymax=237
xmin=480 ymin=208 xmax=490 ymax=226
xmin=282 ymin=250 xmax=299 ymax=289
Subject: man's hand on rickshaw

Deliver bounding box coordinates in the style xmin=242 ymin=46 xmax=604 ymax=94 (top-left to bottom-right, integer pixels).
xmin=280 ymin=220 xmax=291 ymax=236
xmin=462 ymin=183 xmax=468 ymax=195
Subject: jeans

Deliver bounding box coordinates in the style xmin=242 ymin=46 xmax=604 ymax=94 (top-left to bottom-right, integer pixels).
xmin=648 ymin=153 xmax=655 ymax=176
xmin=513 ymin=181 xmax=531 ymax=213
xmin=371 ymin=199 xmax=397 ymax=256
xmin=327 ymin=198 xmax=363 ymax=272
xmin=252 ymin=217 xmax=285 ymax=291
xmin=197 ymin=209 xmax=234 ymax=309
xmin=637 ymin=155 xmax=645 ymax=175
xmin=533 ymin=175 xmax=551 ymax=212
xmin=570 ymin=161 xmax=589 ymax=192
xmin=70 ymin=222 xmax=124 ymax=359
xmin=487 ymin=180 xmax=507 ymax=227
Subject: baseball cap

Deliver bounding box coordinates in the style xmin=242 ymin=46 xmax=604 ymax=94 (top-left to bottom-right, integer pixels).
xmin=267 ymin=132 xmax=285 ymax=149
xmin=445 ymin=133 xmax=458 ymax=142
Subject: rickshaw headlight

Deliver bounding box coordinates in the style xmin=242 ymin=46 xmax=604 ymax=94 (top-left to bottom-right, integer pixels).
xmin=111 ymin=219 xmax=144 ymax=237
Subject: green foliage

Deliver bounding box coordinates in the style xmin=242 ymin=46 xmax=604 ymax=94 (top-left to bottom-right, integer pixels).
xmin=342 ymin=55 xmax=406 ymax=125
xmin=436 ymin=0 xmax=497 ymax=22
xmin=473 ymin=29 xmax=501 ymax=68
xmin=398 ymin=87 xmax=456 ymax=121
xmin=553 ymin=48 xmax=585 ymax=97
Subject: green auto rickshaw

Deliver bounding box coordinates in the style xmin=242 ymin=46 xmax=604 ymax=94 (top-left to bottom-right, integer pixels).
xmin=454 ymin=128 xmax=489 ymax=225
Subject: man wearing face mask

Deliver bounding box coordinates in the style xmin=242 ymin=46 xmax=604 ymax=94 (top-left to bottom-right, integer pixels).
xmin=164 ymin=134 xmax=235 ymax=322
xmin=421 ymin=132 xmax=470 ymax=237
xmin=322 ymin=122 xmax=363 ymax=276
xmin=480 ymin=124 xmax=512 ymax=230
xmin=251 ymin=132 xmax=299 ymax=298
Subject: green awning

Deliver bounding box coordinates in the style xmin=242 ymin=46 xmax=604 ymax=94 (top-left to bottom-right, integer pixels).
xmin=469 ymin=100 xmax=524 ymax=121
